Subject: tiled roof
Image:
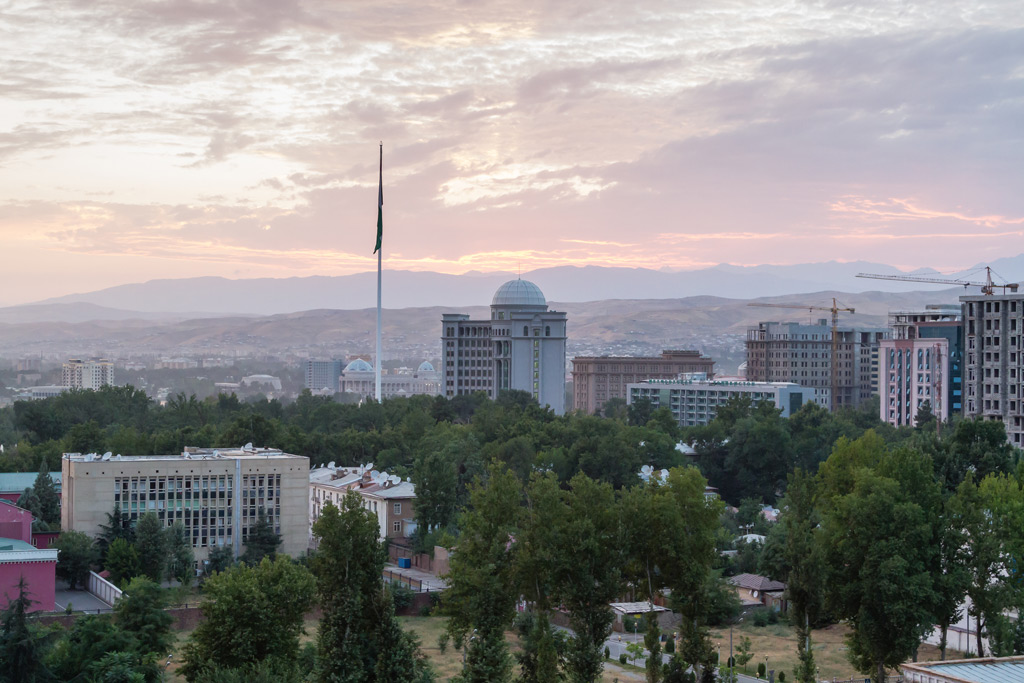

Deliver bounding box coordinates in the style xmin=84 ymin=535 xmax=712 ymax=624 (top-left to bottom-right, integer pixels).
xmin=728 ymin=573 xmax=786 ymax=592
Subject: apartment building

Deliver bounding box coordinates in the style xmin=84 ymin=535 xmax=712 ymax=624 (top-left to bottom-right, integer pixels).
xmin=62 ymin=358 xmax=114 ymax=390
xmin=627 ymin=377 xmax=815 ymax=426
xmin=745 ymin=320 xmax=888 ymax=410
xmin=961 ymin=293 xmax=1024 ymax=447
xmin=309 ymin=464 xmax=416 ymax=542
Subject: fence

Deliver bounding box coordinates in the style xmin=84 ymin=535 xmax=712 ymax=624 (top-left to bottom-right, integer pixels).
xmin=87 ymin=571 xmax=122 ymax=606
xmin=383 ymin=568 xmax=423 ymax=591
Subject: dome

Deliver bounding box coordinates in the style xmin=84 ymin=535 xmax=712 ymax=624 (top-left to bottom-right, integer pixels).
xmin=417 ymin=361 xmax=435 ymax=372
xmin=344 ymin=359 xmax=374 ymax=373
xmin=491 ymin=279 xmax=546 ymax=308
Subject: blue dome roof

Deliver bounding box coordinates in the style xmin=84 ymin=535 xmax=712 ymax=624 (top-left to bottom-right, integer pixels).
xmin=491 ymin=279 xmax=546 ymax=308
xmin=344 ymin=359 xmax=373 ymax=372
xmin=417 ymin=361 xmax=435 ymax=372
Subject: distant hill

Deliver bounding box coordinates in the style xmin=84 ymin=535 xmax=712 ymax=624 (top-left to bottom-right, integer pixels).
xmin=0 ymin=302 xmax=238 ymax=325
xmin=0 ymin=289 xmax=962 ymax=362
xmin=30 ymin=254 xmax=1024 ymax=317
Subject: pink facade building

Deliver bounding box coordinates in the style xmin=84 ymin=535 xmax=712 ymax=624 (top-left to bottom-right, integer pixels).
xmin=0 ymin=500 xmax=57 ymax=612
xmin=879 ymin=338 xmax=950 ymax=427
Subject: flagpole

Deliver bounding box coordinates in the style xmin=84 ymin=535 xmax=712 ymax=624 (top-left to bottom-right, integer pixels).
xmin=375 ymin=143 xmax=383 ymax=403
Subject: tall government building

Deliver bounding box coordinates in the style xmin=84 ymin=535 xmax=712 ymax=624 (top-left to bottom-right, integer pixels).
xmin=442 ymin=279 xmax=567 ymax=414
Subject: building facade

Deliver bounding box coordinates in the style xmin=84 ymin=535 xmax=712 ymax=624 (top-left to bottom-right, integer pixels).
xmin=62 ymin=446 xmax=309 ymax=564
xmin=571 ymin=350 xmax=715 ymax=415
xmin=62 ymin=358 xmax=114 ymax=390
xmin=745 ymin=321 xmax=888 ymax=410
xmin=309 ymin=465 xmax=416 ymax=541
xmin=0 ymin=501 xmax=56 ymax=612
xmin=627 ymin=377 xmax=815 ymax=426
xmin=442 ymin=279 xmax=567 ymax=414
xmin=305 ymin=360 xmax=345 ymax=393
xmin=879 ymin=338 xmax=950 ymax=427
xmin=961 ymin=293 xmax=1024 ymax=447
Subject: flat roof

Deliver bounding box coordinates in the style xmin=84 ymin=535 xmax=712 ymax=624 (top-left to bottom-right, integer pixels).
xmin=905 ymin=657 xmax=1024 ymax=683
xmin=0 ymin=472 xmax=62 ymax=492
xmin=64 ymin=446 xmax=304 ymax=462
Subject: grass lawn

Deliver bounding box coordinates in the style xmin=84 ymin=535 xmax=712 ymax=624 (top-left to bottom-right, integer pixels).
xmin=708 ymin=619 xmax=950 ymax=681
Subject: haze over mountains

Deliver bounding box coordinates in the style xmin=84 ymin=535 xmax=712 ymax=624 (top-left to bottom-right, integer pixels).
xmin=18 ymin=254 xmax=1024 ymax=319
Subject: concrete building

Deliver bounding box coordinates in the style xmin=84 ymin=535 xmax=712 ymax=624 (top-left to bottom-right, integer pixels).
xmin=62 ymin=446 xmax=309 ymax=564
xmin=572 ymin=350 xmax=715 ymax=415
xmin=888 ymin=304 xmax=963 ymax=419
xmin=745 ymin=320 xmax=888 ymax=410
xmin=13 ymin=386 xmax=66 ymax=401
xmin=62 ymin=358 xmax=114 ymax=390
xmin=442 ymin=279 xmax=567 ymax=414
xmin=902 ymin=657 xmax=1024 ymax=683
xmin=305 ymin=360 xmax=345 ymax=393
xmin=961 ymin=293 xmax=1024 ymax=447
xmin=339 ymin=360 xmax=442 ymax=401
xmin=627 ymin=377 xmax=815 ymax=426
xmin=240 ymin=374 xmax=282 ymax=392
xmin=309 ymin=464 xmax=416 ymax=541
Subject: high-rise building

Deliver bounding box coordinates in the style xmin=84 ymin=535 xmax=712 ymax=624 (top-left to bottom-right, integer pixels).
xmin=442 ymin=279 xmax=567 ymax=414
xmin=745 ymin=320 xmax=888 ymax=410
xmin=880 ymin=305 xmax=962 ymax=427
xmin=62 ymin=358 xmax=114 ymax=390
xmin=572 ymin=350 xmax=715 ymax=415
xmin=61 ymin=446 xmax=309 ymax=564
xmin=961 ymin=293 xmax=1024 ymax=447
xmin=304 ymin=359 xmax=345 ymax=393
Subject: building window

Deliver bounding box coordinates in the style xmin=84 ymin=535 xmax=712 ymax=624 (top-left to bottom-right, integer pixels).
xmin=393 ymin=503 xmax=401 ymax=514
xmin=393 ymin=521 xmax=401 ymax=534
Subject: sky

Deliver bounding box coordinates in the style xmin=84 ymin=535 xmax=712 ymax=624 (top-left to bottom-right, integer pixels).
xmin=1 ymin=0 xmax=1023 ymax=305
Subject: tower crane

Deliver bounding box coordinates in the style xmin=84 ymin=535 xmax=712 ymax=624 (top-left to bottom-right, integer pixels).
xmin=747 ymin=298 xmax=855 ymax=412
xmin=856 ymin=266 xmax=1018 ymax=295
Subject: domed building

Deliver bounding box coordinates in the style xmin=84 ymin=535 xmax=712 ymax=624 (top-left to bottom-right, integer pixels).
xmin=442 ymin=278 xmax=567 ymax=414
xmin=339 ymin=358 xmax=441 ymax=401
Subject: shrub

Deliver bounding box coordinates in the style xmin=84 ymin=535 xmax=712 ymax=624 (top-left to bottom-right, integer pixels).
xmin=778 ymin=671 xmax=786 ymax=682
xmin=752 ymin=608 xmax=770 ymax=627
xmin=757 ymin=662 xmax=766 ymax=678
xmin=390 ymin=583 xmax=415 ymax=611
xmin=665 ymin=637 xmax=675 ymax=654
xmin=619 ymin=653 xmax=628 ymax=665
xmin=604 ymin=646 xmax=610 ymax=659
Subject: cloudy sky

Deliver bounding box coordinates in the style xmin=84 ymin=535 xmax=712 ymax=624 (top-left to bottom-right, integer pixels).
xmin=1 ymin=0 xmax=1022 ymax=304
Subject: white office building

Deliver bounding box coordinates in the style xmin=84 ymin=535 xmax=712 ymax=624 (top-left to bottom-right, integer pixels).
xmin=62 ymin=358 xmax=114 ymax=390
xmin=627 ymin=377 xmax=816 ymax=426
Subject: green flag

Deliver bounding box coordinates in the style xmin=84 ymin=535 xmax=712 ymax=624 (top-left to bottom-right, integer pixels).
xmin=374 ymin=143 xmax=383 ymax=254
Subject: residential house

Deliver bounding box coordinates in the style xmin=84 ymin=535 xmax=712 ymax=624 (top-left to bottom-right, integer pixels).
xmin=728 ymin=573 xmax=787 ymax=612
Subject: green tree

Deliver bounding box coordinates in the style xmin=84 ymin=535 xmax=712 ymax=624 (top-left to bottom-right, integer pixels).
xmin=114 ymin=577 xmax=173 ymax=656
xmin=179 ymin=556 xmax=315 ymax=681
xmin=205 ymin=545 xmax=235 ymax=575
xmin=934 ymin=418 xmax=1015 ymax=491
xmin=165 ymin=521 xmax=195 ymax=586
xmin=15 ymin=488 xmax=47 ymax=533
xmin=45 ymin=614 xmax=154 ymax=682
xmin=775 ymin=470 xmax=825 ymax=683
xmin=242 ymin=508 xmax=281 ymax=566
xmin=914 ymin=401 xmax=936 ymax=432
xmin=133 ymin=511 xmax=166 ymax=582
xmin=0 ymin=578 xmax=52 ymax=683
xmin=97 ymin=504 xmax=135 ymax=562
xmin=412 ymin=445 xmax=459 ymax=533
xmin=735 ymin=636 xmax=753 ymax=672
xmin=105 ymin=538 xmax=141 ymax=585
xmin=558 ymin=474 xmax=623 ymax=683
xmin=601 ymin=397 xmax=628 ymax=420
xmin=443 ymin=464 xmax=521 ymax=683
xmin=819 ymin=455 xmax=939 ymax=682
xmin=51 ymin=530 xmax=97 ymax=590
xmin=644 ymin=614 xmax=663 ymax=683
xmin=31 ymin=462 xmax=60 ymax=527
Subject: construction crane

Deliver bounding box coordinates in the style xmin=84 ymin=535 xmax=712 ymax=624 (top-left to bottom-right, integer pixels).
xmin=747 ymin=298 xmax=855 ymax=412
xmin=856 ymin=266 xmax=1018 ymax=295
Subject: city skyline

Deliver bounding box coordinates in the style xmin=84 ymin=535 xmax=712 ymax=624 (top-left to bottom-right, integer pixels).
xmin=2 ymin=1 xmax=1022 ymax=302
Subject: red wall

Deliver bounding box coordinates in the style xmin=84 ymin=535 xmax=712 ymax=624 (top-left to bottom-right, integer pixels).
xmin=0 ymin=561 xmax=56 ymax=612
xmin=0 ymin=503 xmax=33 ymax=543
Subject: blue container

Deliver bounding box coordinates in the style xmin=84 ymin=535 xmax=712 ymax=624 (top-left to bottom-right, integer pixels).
xmin=398 ymin=558 xmax=411 ymax=569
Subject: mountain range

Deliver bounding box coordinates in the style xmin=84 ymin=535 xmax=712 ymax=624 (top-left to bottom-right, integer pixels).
xmin=13 ymin=253 xmax=1023 ymax=320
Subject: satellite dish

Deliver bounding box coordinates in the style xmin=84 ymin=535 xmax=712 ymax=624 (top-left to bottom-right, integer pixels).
xmin=244 ymin=442 xmax=254 ymax=450
xmin=365 ymin=462 xmax=374 ymax=471
xmin=389 ymin=475 xmax=401 ymax=486
xmin=101 ymin=453 xmax=111 ymax=461
xmin=327 ymin=461 xmax=336 ymax=470
xmin=751 ymin=590 xmax=759 ymax=598
xmin=115 ymin=454 xmax=122 ymax=460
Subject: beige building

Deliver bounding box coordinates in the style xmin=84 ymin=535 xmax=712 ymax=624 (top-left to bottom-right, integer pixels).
xmin=62 ymin=358 xmax=114 ymax=390
xmin=61 ymin=446 xmax=309 ymax=563
xmin=572 ymin=350 xmax=715 ymax=415
xmin=309 ymin=464 xmax=416 ymax=542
